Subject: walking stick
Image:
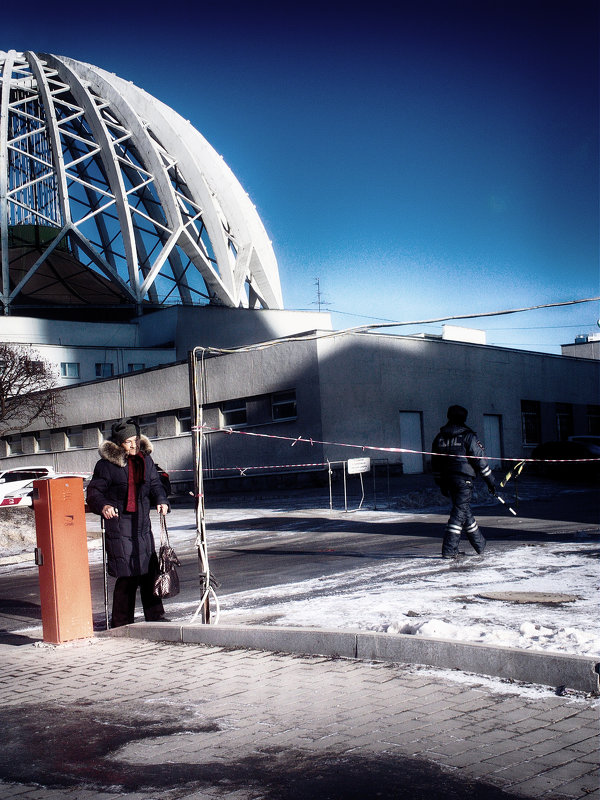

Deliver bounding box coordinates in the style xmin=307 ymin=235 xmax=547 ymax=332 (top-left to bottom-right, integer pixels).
xmin=101 ymin=516 xmax=109 ymax=630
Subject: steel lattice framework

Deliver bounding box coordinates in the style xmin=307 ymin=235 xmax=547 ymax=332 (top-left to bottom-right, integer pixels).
xmin=0 ymin=50 xmax=283 ymax=315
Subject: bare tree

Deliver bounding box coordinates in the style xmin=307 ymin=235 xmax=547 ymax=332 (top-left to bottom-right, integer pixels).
xmin=0 ymin=344 xmax=62 ymax=435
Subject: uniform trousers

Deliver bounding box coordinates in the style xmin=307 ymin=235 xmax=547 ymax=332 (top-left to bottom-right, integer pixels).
xmin=442 ymin=476 xmax=486 ymax=557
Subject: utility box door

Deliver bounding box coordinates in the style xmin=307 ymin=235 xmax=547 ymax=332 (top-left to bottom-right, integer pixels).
xmin=33 ymin=477 xmax=93 ymax=644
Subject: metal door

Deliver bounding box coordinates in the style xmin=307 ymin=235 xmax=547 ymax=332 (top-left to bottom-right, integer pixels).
xmin=398 ymin=411 xmax=424 ymax=473
xmin=483 ymin=414 xmax=502 ymax=469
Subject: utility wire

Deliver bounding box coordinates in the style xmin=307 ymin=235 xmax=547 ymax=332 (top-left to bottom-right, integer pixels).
xmin=199 ymin=296 xmax=600 ymax=356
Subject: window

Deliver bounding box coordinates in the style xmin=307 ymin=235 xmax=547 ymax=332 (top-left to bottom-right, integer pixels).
xmin=128 ymin=363 xmax=145 ymax=372
xmin=35 ymin=430 xmax=52 ymax=452
xmin=0 ymin=468 xmax=50 ymax=482
xmin=521 ymin=400 xmax=541 ymax=445
xmin=60 ymin=362 xmax=80 ymax=378
xmin=95 ymin=362 xmax=114 ymax=378
xmin=587 ymin=405 xmax=600 ymax=435
xmin=176 ymin=407 xmax=192 ymax=434
xmin=24 ymin=360 xmax=44 ymax=375
xmin=66 ymin=426 xmax=83 ymax=449
xmin=272 ymin=390 xmax=297 ymax=421
xmin=221 ymin=399 xmax=247 ymax=428
xmin=556 ymin=403 xmax=573 ymax=442
xmin=5 ymin=435 xmax=23 ymax=455
xmin=138 ymin=414 xmax=157 ymax=438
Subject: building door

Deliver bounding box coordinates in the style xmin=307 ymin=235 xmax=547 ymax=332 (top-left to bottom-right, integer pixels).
xmin=483 ymin=414 xmax=502 ymax=469
xmin=398 ymin=411 xmax=423 ymax=474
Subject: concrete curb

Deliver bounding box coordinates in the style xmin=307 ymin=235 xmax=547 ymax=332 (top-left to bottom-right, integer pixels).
xmin=109 ymin=623 xmax=600 ymax=695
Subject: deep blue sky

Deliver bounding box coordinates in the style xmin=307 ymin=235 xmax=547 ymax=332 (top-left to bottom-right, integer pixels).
xmin=5 ymin=0 xmax=599 ymax=353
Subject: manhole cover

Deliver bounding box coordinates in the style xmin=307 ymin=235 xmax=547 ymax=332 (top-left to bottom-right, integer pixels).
xmin=477 ymin=591 xmax=578 ymax=604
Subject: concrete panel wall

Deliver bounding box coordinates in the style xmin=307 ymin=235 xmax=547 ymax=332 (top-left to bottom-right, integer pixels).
xmin=315 ymin=333 xmax=599 ymax=467
xmin=0 ymin=315 xmax=140 ymax=347
xmin=136 ymin=306 xmax=332 ymax=358
xmin=198 ymin=339 xmax=325 ymax=474
xmin=1 ymin=332 xmax=598 ymax=485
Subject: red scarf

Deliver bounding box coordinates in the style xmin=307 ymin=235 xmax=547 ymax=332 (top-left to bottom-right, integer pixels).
xmin=126 ymin=454 xmax=145 ymax=513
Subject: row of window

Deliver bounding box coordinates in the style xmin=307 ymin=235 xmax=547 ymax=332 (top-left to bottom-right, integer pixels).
xmin=4 ymin=395 xmax=594 ymax=456
xmin=220 ymin=390 xmax=297 ymax=428
xmin=60 ymin=362 xmax=146 ymax=379
xmin=1 ymin=389 xmax=297 ymax=456
xmin=3 ymin=409 xmax=192 ymax=456
xmin=521 ymin=401 xmax=600 ymax=445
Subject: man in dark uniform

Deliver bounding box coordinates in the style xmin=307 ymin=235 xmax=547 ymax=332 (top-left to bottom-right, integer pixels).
xmin=431 ymin=405 xmax=496 ymax=559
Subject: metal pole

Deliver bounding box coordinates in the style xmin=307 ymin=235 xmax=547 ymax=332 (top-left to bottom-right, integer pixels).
xmin=189 ymin=348 xmax=210 ymax=623
xmin=343 ymin=462 xmax=347 ymax=512
xmin=372 ymin=462 xmax=377 ymax=510
xmin=101 ymin=517 xmax=109 ymax=630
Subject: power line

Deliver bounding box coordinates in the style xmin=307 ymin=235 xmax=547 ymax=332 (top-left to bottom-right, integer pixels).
xmin=197 ymin=296 xmax=600 ymax=355
xmin=328 ymin=296 xmax=600 ymax=336
xmin=301 ymin=298 xmax=600 ymax=329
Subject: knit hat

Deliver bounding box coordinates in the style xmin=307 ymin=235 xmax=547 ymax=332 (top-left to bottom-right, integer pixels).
xmin=447 ymin=405 xmax=468 ymax=424
xmin=110 ymin=417 xmax=140 ymax=444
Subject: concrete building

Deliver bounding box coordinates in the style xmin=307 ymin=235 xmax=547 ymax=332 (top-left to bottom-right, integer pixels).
xmin=561 ymin=333 xmax=600 ymax=360
xmin=2 ymin=329 xmax=598 ymax=493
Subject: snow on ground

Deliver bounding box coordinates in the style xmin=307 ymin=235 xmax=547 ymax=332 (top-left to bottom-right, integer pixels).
xmin=145 ymin=502 xmax=600 ymax=660
xmin=190 ymin=541 xmax=600 ymax=658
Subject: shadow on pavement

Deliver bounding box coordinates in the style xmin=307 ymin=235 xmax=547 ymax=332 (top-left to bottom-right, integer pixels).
xmin=212 ymin=512 xmax=599 ymax=545
xmin=0 ymin=700 xmax=525 ymax=800
xmin=0 ymin=597 xmax=41 ymax=619
xmin=0 ymin=631 xmax=39 ymax=646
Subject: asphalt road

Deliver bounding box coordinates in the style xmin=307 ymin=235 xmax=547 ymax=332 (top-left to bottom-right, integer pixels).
xmin=0 ymin=486 xmax=597 ymax=639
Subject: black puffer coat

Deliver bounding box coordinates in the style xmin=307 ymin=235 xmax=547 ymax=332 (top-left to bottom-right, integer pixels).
xmin=86 ymin=436 xmax=168 ymax=578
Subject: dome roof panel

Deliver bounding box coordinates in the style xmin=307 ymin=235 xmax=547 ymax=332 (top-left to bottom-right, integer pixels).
xmin=0 ymin=49 xmax=283 ymax=317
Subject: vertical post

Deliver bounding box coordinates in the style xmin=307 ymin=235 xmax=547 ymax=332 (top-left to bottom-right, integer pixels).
xmin=0 ymin=53 xmax=16 ymax=313
xmin=343 ymin=462 xmax=348 ymax=513
xmin=188 ymin=349 xmax=210 ymax=623
xmin=372 ymin=462 xmax=377 ymax=510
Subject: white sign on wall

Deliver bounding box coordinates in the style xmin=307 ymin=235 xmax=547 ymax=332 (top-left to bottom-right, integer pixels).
xmin=347 ymin=457 xmax=371 ymax=475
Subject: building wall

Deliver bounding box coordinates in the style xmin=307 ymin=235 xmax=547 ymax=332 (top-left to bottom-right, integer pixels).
xmin=1 ymin=333 xmax=598 ymax=488
xmin=0 ymin=315 xmax=140 ymax=347
xmin=137 ymin=306 xmax=333 ymax=359
xmin=315 ymin=333 xmax=599 ymax=469
xmin=0 ymin=307 xmax=333 ymax=387
xmin=561 ymin=340 xmax=600 ymax=360
xmin=196 ymin=339 xmax=325 ymax=480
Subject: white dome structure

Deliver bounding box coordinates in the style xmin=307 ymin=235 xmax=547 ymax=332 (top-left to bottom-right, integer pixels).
xmin=0 ymin=50 xmax=283 ymax=318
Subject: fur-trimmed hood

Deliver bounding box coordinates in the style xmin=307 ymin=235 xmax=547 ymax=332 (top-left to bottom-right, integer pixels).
xmin=98 ymin=435 xmax=153 ymax=467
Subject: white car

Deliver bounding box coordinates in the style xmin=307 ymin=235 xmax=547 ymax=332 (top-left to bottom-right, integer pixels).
xmin=0 ymin=468 xmax=89 ymax=507
xmin=0 ymin=466 xmax=56 ymax=505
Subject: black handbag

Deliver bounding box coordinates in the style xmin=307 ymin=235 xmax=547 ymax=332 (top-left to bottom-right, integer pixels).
xmin=153 ymin=514 xmax=181 ymax=599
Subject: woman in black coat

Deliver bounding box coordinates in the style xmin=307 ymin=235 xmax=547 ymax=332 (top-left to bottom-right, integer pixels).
xmin=87 ymin=418 xmax=170 ymax=627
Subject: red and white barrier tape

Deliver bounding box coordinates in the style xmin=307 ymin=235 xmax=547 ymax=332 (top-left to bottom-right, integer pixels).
xmin=192 ymin=424 xmax=600 ymax=465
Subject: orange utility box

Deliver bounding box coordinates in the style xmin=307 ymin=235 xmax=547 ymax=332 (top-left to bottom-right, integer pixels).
xmin=33 ymin=477 xmax=93 ymax=644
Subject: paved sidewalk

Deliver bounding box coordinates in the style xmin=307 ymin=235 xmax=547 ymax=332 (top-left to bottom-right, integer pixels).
xmin=0 ymin=634 xmax=598 ymax=800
